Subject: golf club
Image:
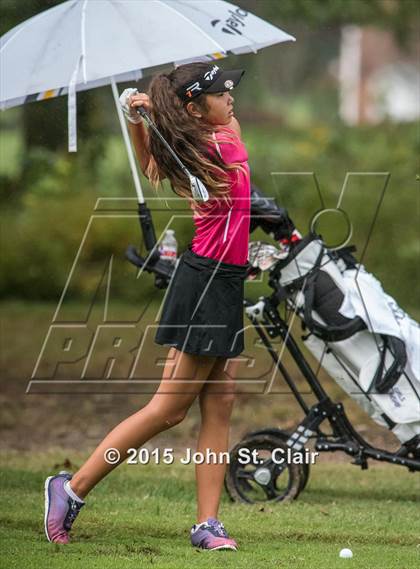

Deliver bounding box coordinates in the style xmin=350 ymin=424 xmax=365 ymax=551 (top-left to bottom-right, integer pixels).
xmin=136 ymin=106 xmax=209 ymax=202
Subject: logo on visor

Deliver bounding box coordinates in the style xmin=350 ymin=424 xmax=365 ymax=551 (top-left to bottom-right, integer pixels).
xmin=224 ymin=79 xmax=234 ymax=89
xmin=204 ymin=65 xmax=220 ymax=81
xmin=185 ymin=81 xmax=202 ymax=98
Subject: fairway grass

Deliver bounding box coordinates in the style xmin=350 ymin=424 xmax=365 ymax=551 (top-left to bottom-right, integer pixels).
xmin=0 ymin=450 xmax=419 ymax=568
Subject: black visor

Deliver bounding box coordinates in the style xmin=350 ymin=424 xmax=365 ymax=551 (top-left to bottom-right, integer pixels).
xmin=176 ymin=65 xmax=244 ymax=103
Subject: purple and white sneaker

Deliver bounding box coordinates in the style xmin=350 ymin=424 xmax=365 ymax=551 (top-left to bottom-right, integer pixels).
xmin=190 ymin=517 xmax=238 ymax=551
xmin=44 ymin=472 xmax=84 ymax=544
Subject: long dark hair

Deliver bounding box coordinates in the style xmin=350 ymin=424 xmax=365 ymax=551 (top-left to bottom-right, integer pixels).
xmin=146 ymin=62 xmax=239 ymax=203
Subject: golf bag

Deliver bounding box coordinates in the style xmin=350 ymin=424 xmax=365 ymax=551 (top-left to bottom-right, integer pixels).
xmin=250 ymin=188 xmax=420 ymax=446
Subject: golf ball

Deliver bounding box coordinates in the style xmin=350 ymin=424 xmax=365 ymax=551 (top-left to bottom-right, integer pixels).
xmin=339 ymin=548 xmax=353 ymax=559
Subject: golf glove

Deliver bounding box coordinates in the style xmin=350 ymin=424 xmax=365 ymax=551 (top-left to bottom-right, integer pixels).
xmin=119 ymin=88 xmax=142 ymax=124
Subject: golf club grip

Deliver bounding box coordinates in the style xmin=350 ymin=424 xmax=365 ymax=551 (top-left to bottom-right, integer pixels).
xmin=136 ymin=105 xmax=148 ymax=118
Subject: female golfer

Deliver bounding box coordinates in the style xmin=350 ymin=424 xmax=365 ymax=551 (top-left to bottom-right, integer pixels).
xmin=44 ymin=62 xmax=250 ymax=551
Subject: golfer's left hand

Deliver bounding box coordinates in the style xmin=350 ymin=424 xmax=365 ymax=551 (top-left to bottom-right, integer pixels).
xmin=120 ymin=88 xmax=151 ymax=124
xmin=129 ymin=92 xmax=151 ymax=115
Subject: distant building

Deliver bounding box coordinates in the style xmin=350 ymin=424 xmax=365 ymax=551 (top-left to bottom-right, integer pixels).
xmin=339 ymin=26 xmax=419 ymax=124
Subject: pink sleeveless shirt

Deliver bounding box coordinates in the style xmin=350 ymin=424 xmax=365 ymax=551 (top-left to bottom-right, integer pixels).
xmin=190 ymin=127 xmax=250 ymax=265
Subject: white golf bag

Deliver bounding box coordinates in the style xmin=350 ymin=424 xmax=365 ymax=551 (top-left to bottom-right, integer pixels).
xmin=274 ymin=234 xmax=420 ymax=445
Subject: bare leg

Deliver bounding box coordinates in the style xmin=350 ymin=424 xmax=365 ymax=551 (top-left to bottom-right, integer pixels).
xmin=195 ymin=357 xmax=239 ymax=523
xmin=70 ymin=348 xmax=217 ymax=499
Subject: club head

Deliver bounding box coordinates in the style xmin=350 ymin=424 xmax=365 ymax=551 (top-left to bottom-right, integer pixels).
xmin=189 ymin=174 xmax=209 ymax=202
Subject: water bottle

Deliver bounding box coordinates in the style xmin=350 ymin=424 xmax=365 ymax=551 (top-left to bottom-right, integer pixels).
xmin=159 ymin=229 xmax=178 ymax=265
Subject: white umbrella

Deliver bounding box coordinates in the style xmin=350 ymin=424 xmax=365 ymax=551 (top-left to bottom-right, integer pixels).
xmin=0 ymin=0 xmax=295 ymax=204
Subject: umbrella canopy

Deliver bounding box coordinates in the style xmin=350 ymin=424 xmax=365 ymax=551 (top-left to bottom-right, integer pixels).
xmin=0 ymin=0 xmax=294 ymax=133
xmin=0 ymin=0 xmax=295 ymax=201
xmin=1 ymin=0 xmax=294 ymax=110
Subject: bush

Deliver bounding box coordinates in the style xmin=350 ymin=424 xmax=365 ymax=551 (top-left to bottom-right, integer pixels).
xmin=0 ymin=121 xmax=418 ymax=314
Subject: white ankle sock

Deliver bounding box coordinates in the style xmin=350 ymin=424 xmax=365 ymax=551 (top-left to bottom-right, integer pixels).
xmin=64 ymin=480 xmax=85 ymax=504
xmin=192 ymin=520 xmax=209 ymax=532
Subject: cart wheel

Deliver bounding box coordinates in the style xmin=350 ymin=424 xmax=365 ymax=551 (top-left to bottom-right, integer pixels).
xmin=225 ymin=434 xmax=305 ymax=504
xmin=243 ymin=428 xmax=311 ymax=493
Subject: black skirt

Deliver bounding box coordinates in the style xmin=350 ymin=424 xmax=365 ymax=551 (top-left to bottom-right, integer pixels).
xmin=155 ymin=245 xmax=249 ymax=357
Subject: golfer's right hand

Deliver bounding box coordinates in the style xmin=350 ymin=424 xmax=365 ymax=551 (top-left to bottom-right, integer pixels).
xmin=119 ymin=88 xmax=150 ymax=124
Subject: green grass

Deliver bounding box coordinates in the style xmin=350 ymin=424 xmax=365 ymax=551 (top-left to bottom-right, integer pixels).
xmin=1 ymin=451 xmax=419 ymax=568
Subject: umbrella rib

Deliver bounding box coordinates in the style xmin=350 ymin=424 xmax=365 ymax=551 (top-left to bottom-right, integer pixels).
xmin=153 ymin=0 xmax=226 ymax=55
